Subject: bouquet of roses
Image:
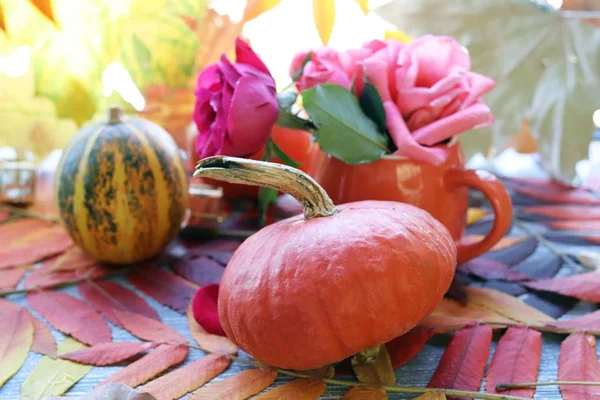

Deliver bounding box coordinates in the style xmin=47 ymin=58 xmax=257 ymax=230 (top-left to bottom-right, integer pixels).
xmin=193 ymin=36 xmax=496 ymax=213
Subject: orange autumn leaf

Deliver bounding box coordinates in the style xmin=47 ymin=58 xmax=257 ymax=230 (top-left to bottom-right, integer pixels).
xmin=114 ymin=309 xmax=187 ymax=344
xmin=0 ymin=218 xmax=53 ymax=248
xmin=342 ymin=386 xmax=388 ymax=399
xmin=465 ymin=287 xmax=554 ymax=325
xmin=254 ymin=378 xmax=326 ymax=399
xmin=141 ymin=354 xmax=230 ymax=400
xmin=0 ymin=308 xmax=34 ymax=388
xmin=60 ymin=342 xmax=158 ymax=366
xmin=100 ymin=344 xmax=188 ymax=388
xmin=313 ymin=0 xmax=335 ymax=45
xmin=28 ymin=0 xmax=57 ymax=26
xmin=27 ymin=290 xmax=111 ymax=345
xmin=78 ymin=280 xmax=159 ymax=327
xmin=188 ymin=368 xmax=277 ymax=400
xmin=243 ymin=0 xmax=282 ymax=22
xmin=414 ymin=393 xmax=446 ymax=400
xmin=24 ymin=257 xmax=109 ymax=290
xmin=432 ymin=297 xmax=513 ymax=324
xmin=186 ymin=302 xmax=238 ymax=355
xmin=24 ymin=309 xmax=56 ymax=358
xmin=46 ymin=246 xmax=96 ymax=272
xmin=460 ymin=235 xmax=525 ymax=252
xmin=507 ymin=119 xmax=538 ymax=154
xmin=0 ymin=224 xmax=73 ymax=269
xmin=0 ymin=3 xmax=5 ymax=32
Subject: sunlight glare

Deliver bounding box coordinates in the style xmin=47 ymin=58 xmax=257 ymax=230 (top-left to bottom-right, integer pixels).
xmin=0 ymin=46 xmax=31 ymax=77
xmin=102 ymin=62 xmax=146 ymax=111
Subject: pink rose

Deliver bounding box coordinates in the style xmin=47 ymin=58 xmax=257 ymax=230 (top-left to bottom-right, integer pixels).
xmin=363 ymin=36 xmax=496 ymax=164
xmin=194 ymin=38 xmax=279 ymax=158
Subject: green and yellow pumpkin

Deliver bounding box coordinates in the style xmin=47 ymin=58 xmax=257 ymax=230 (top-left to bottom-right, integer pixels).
xmin=55 ymin=106 xmax=189 ymax=264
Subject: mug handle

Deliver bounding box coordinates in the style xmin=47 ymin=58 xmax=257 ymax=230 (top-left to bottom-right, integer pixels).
xmin=445 ymin=169 xmax=513 ymax=263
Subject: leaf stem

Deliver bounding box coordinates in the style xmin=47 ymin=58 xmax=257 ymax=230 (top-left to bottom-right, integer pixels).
xmin=496 ymin=381 xmax=600 ymax=391
xmin=181 ymin=342 xmax=528 ymax=400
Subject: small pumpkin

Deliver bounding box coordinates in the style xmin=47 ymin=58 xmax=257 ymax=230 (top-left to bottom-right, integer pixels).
xmin=194 ymin=156 xmax=456 ymax=370
xmin=55 ymin=106 xmax=189 ymax=264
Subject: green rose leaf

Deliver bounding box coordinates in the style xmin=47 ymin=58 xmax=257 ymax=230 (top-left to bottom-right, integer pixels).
xmin=270 ymin=140 xmax=301 ymax=168
xmin=276 ymin=109 xmax=315 ymax=131
xmin=302 ymin=84 xmax=389 ymax=164
xmin=359 ymin=81 xmax=387 ymax=133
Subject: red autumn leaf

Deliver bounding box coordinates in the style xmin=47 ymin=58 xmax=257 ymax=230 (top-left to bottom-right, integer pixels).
xmin=465 ymin=287 xmax=554 ymax=324
xmin=485 ymin=326 xmax=542 ymax=398
xmin=433 ymin=297 xmax=514 ymax=325
xmin=558 ymin=332 xmax=600 ymax=400
xmin=186 ymin=302 xmax=238 ymax=355
xmin=462 ymin=235 xmax=525 ymax=252
xmin=0 ymin=264 xmax=31 ymax=290
xmin=427 ymin=324 xmax=492 ymax=398
xmin=525 ymin=272 xmax=600 ymax=303
xmin=385 ymin=328 xmax=435 ymax=369
xmin=128 ymin=265 xmax=197 ymax=314
xmin=521 ymin=205 xmax=600 ymax=221
xmin=24 ymin=256 xmax=109 ymax=289
xmin=192 ymin=284 xmax=225 ymax=336
xmin=550 ymin=309 xmax=600 ymax=331
xmin=0 ymin=224 xmax=73 ymax=269
xmin=60 ymin=342 xmax=157 ymax=366
xmin=78 ymin=280 xmax=159 ymax=326
xmin=113 ymin=309 xmax=187 ymax=344
xmin=100 ymin=344 xmax=188 ymax=388
xmin=0 ymin=218 xmax=53 ymax=247
xmin=172 ymin=256 xmax=224 ymax=286
xmin=207 ymin=252 xmax=233 ymax=266
xmin=188 ymin=368 xmax=277 ymax=400
xmin=141 ymin=354 xmax=230 ymax=400
xmin=419 ymin=315 xmax=476 ymax=333
xmin=0 ymin=210 xmax=10 ymax=222
xmin=24 ymin=308 xmax=56 ymax=357
xmin=513 ymin=185 xmax=600 ymax=205
xmin=0 ymin=307 xmax=34 ymax=387
xmin=480 ymin=236 xmax=539 ymax=266
xmin=254 ymin=378 xmax=326 ymax=399
xmin=46 ymin=246 xmax=97 ymax=272
xmin=458 ymin=259 xmax=531 ymax=282
xmin=27 ymin=290 xmax=111 ymax=345
xmin=547 ymin=220 xmax=600 ymax=231
xmin=507 ymin=176 xmax=572 ymax=191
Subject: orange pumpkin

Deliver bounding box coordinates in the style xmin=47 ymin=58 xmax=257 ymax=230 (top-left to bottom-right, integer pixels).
xmin=194 ymin=156 xmax=456 ymax=370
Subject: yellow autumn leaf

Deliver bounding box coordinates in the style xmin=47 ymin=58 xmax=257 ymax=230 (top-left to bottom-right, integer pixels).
xmin=243 ymin=0 xmax=282 ymax=22
xmin=0 ymin=68 xmax=78 ymax=158
xmin=313 ymin=0 xmax=335 ymax=45
xmin=0 ymin=308 xmax=33 ymax=388
xmin=354 ymin=0 xmax=369 ymax=14
xmin=21 ymin=338 xmax=91 ymax=400
xmin=467 ymin=207 xmax=488 ymax=225
xmin=384 ymin=29 xmax=413 ymax=43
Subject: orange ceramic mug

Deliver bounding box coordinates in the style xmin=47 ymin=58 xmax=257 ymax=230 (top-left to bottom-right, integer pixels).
xmin=306 ymin=141 xmax=513 ymax=263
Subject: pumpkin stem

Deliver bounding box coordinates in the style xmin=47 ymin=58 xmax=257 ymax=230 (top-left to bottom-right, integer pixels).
xmin=107 ymin=106 xmax=124 ymax=124
xmin=355 ymin=345 xmax=382 ymax=364
xmin=194 ymin=156 xmax=337 ymax=220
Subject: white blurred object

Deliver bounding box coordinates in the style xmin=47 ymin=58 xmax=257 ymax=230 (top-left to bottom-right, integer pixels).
xmin=467 ymin=148 xmax=550 ymax=180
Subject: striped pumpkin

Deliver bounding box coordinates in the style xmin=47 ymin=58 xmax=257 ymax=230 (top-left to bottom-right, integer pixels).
xmin=55 ymin=106 xmax=189 ymax=264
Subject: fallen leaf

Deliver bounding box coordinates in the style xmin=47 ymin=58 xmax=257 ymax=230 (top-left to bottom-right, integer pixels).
xmin=128 ymin=265 xmax=197 ymax=314
xmin=188 ymin=368 xmax=277 ymax=400
xmin=46 ymin=246 xmax=96 ymax=272
xmin=419 ymin=315 xmax=477 ymax=333
xmin=313 ymin=0 xmax=335 ymax=45
xmin=351 ymin=345 xmax=395 ymax=385
xmin=100 ymin=344 xmax=188 ymax=388
xmin=187 ymin=301 xmax=238 ymax=355
xmin=24 ymin=257 xmax=109 ymax=289
xmin=513 ymin=254 xmax=562 ymax=280
xmin=46 ymin=382 xmax=158 ymax=399
xmin=27 ymin=290 xmax=111 ymax=345
xmin=113 ymin=309 xmax=186 ymax=344
xmin=520 ymin=205 xmax=600 ymax=221
xmin=413 ymin=393 xmax=446 ymax=400
xmin=24 ymin=308 xmax=56 ymax=357
xmin=445 ymin=274 xmax=468 ymax=304
xmin=0 ymin=308 xmax=34 ymax=387
xmin=21 ymin=338 xmax=92 ymax=400
xmin=485 ymin=326 xmax=542 ymax=398
xmin=254 ymin=378 xmax=326 ymax=399
xmin=577 ymin=251 xmax=600 ymax=269
xmin=549 ymin=309 xmax=600 ymax=331
xmin=207 ymin=252 xmax=234 ymax=266
xmin=480 ymin=236 xmax=539 ymax=266
xmin=0 ymin=225 xmax=73 ymax=269
xmin=0 ymin=218 xmax=53 ymax=247
xmin=78 ymin=280 xmax=159 ymax=327
xmin=433 ymin=297 xmax=513 ymax=324
xmin=465 ymin=287 xmax=554 ymax=324
xmin=342 ymin=386 xmax=388 ymax=399
xmin=0 ymin=264 xmax=31 ymax=290
xmin=0 ymin=210 xmax=10 ymax=222
xmin=513 ymin=186 xmax=600 ymax=206
xmin=385 ymin=328 xmax=434 ymax=369
xmin=243 ymin=0 xmax=282 ymax=22
xmin=141 ymin=354 xmax=230 ymax=400
xmin=525 ymin=272 xmax=600 ymax=303
xmin=462 ymin=235 xmax=525 ymax=252
xmin=524 ymin=292 xmax=577 ymax=320
xmin=480 ymin=281 xmax=526 ymax=297
xmin=172 ymin=256 xmax=224 ymax=286
xmin=547 ymin=220 xmax=600 ymax=231
xmin=428 ymin=324 xmax=493 ymax=398
xmin=558 ymin=332 xmax=600 ymax=400
xmin=458 ymin=259 xmax=531 ymax=282
xmin=60 ymin=342 xmax=157 ymax=366
xmin=467 ymin=208 xmax=488 ymax=225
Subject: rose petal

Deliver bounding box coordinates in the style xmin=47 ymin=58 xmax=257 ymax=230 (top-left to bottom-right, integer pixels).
xmin=196 ymin=65 xmax=221 ymax=89
xmin=412 ymin=102 xmax=495 ymax=146
xmin=290 ymin=49 xmax=311 ymax=78
xmin=218 ymin=55 xmax=242 ymax=87
xmin=461 ymin=72 xmax=496 ymax=109
xmin=409 ymin=35 xmax=470 ymax=87
xmin=235 ymin=37 xmax=271 ymax=75
xmin=192 ymin=284 xmax=226 ymax=336
xmin=396 ymin=69 xmax=466 ymax=116
xmin=226 ymin=75 xmax=278 ymax=156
